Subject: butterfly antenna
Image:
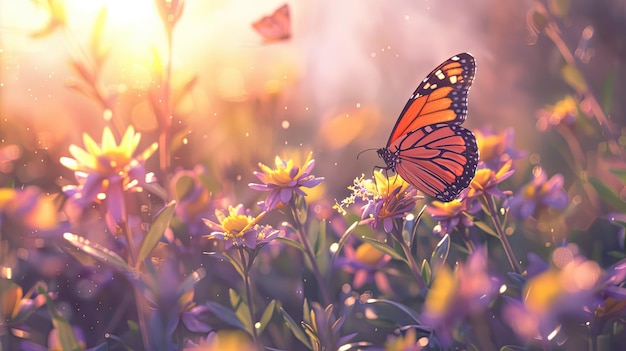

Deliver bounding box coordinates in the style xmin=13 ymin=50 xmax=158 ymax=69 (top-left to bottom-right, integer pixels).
xmin=357 ymin=148 xmax=378 ymax=160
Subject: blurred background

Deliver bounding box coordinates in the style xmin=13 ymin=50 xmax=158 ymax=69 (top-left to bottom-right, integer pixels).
xmin=1 ymin=0 xmax=623 ymax=198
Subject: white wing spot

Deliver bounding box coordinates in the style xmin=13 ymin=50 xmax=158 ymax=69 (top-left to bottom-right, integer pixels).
xmin=435 ymin=70 xmax=445 ymax=80
xmin=449 ymin=76 xmax=458 ymax=84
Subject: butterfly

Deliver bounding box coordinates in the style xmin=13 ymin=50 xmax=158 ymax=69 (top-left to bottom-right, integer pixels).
xmin=252 ymin=4 xmax=291 ymax=42
xmin=377 ymin=53 xmax=479 ymax=202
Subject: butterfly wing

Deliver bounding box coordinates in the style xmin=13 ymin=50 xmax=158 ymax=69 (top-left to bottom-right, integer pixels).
xmin=386 ymin=53 xmax=475 ymax=146
xmin=252 ymin=4 xmax=291 ymax=42
xmin=379 ymin=53 xmax=478 ymax=201
xmin=392 ymin=124 xmax=478 ymax=201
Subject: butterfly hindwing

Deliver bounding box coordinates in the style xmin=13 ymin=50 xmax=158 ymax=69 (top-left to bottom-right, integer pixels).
xmin=392 ymin=124 xmax=478 ymax=201
xmin=387 ymin=53 xmax=476 ymax=146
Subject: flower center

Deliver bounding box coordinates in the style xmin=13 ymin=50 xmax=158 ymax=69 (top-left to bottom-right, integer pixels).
xmin=97 ymin=149 xmax=131 ymax=174
xmin=355 ymin=243 xmax=385 ymax=265
xmin=222 ymin=215 xmax=252 ymax=236
xmin=269 ymin=167 xmax=298 ymax=186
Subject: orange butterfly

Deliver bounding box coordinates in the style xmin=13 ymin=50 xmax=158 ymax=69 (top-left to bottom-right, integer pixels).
xmin=252 ymin=4 xmax=290 ymax=42
xmin=377 ymin=53 xmax=479 ymax=202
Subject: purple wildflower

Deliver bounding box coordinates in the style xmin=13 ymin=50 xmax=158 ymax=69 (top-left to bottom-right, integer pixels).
xmin=507 ymin=167 xmax=568 ymax=219
xmin=60 ymin=126 xmax=157 ymax=227
xmin=335 ymin=171 xmax=422 ymax=233
xmin=249 ymin=152 xmax=324 ymax=211
xmin=475 ymin=127 xmax=527 ymax=171
xmin=422 ymin=247 xmax=501 ymax=347
xmin=203 ymin=204 xmax=279 ymax=250
xmin=335 ymin=241 xmax=392 ymax=294
xmin=426 ymin=198 xmax=481 ymax=236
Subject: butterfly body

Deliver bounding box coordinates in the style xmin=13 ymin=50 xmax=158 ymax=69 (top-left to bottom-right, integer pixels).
xmin=377 ymin=53 xmax=479 ymax=202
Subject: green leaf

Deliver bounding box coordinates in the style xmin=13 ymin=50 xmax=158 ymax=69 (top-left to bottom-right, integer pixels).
xmin=63 ymin=232 xmax=130 ymax=273
xmin=257 ymin=299 xmax=276 ymax=336
xmin=229 ymin=288 xmax=253 ymax=335
xmin=610 ymin=168 xmax=626 ymax=184
xmin=137 ymin=201 xmax=176 ymax=265
xmin=174 ymin=174 xmax=195 ymax=200
xmin=430 ymin=234 xmax=450 ymax=273
xmin=142 ymin=182 xmax=169 ymax=202
xmin=177 ymin=268 xmax=206 ymax=297
xmin=360 ymin=236 xmax=407 ymax=263
xmin=280 ymin=306 xmax=312 ymax=349
xmin=409 ymin=205 xmax=427 ymax=248
xmin=39 ymin=287 xmax=82 ymax=351
xmin=204 ymin=252 xmax=245 ymax=281
xmin=471 ymin=218 xmax=499 ymax=238
xmin=365 ymin=298 xmax=422 ymax=325
xmin=602 ymin=69 xmax=617 ymax=115
xmin=205 ymin=301 xmax=247 ymax=330
xmin=421 ymin=259 xmax=432 ymax=287
xmin=561 ymin=64 xmax=587 ymax=93
xmin=589 ymin=177 xmax=626 ymax=213
xmin=330 ymin=220 xmax=358 ymax=267
xmin=275 ymin=236 xmax=306 ymax=252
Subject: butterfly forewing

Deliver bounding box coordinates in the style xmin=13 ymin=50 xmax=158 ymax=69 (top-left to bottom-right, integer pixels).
xmin=387 ymin=53 xmax=476 ymax=146
xmin=378 ymin=53 xmax=479 ymax=202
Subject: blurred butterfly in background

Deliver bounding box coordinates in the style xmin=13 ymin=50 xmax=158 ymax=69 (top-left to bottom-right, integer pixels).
xmin=252 ymin=3 xmax=291 ymax=42
xmin=377 ymin=53 xmax=479 ymax=202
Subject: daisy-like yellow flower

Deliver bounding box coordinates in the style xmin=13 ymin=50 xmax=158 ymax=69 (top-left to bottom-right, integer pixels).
xmin=474 ymin=127 xmax=526 ymax=170
xmin=335 ymin=171 xmax=422 ymax=233
xmin=249 ymin=151 xmax=324 ymax=211
xmin=60 ymin=126 xmax=157 ymax=224
xmin=203 ymin=204 xmax=278 ymax=250
xmin=466 ymin=160 xmax=515 ymax=199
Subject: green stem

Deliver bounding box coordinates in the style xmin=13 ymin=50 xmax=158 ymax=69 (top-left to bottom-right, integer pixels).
xmin=289 ymin=200 xmax=331 ymax=306
xmin=392 ymin=220 xmax=427 ymax=291
xmin=239 ymin=248 xmax=260 ymax=345
xmin=482 ymin=194 xmax=522 ymax=274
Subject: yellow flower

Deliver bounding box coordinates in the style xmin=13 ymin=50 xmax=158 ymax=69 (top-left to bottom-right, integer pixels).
xmin=60 ymin=126 xmax=158 ymax=225
xmin=466 ymin=160 xmax=514 ymax=198
xmin=61 ymin=126 xmax=157 ymax=179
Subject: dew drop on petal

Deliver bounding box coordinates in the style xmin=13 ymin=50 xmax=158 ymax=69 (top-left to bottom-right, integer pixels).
xmin=281 ymin=120 xmax=290 ymax=129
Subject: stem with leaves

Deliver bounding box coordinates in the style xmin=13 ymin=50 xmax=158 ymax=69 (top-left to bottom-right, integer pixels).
xmin=481 ymin=194 xmax=522 ymax=274
xmin=239 ymin=247 xmax=260 ymax=346
xmin=391 ymin=219 xmax=427 ymax=291
xmin=288 ymin=195 xmax=331 ymax=306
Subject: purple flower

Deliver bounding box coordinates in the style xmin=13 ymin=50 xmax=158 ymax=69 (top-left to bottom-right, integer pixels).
xmin=507 ymin=167 xmax=568 ymax=219
xmin=422 ymin=247 xmax=501 ymax=347
xmin=335 ymin=171 xmax=422 ymax=233
xmin=503 ymin=245 xmax=626 ymax=342
xmin=466 ymin=160 xmax=515 ymax=199
xmin=335 ymin=241 xmax=392 ymax=294
xmin=249 ymin=152 xmax=324 ymax=211
xmin=475 ymin=127 xmax=527 ymax=171
xmin=426 ymin=198 xmax=481 ymax=236
xmin=203 ymin=204 xmax=279 ymax=250
xmin=60 ymin=126 xmax=157 ymax=228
